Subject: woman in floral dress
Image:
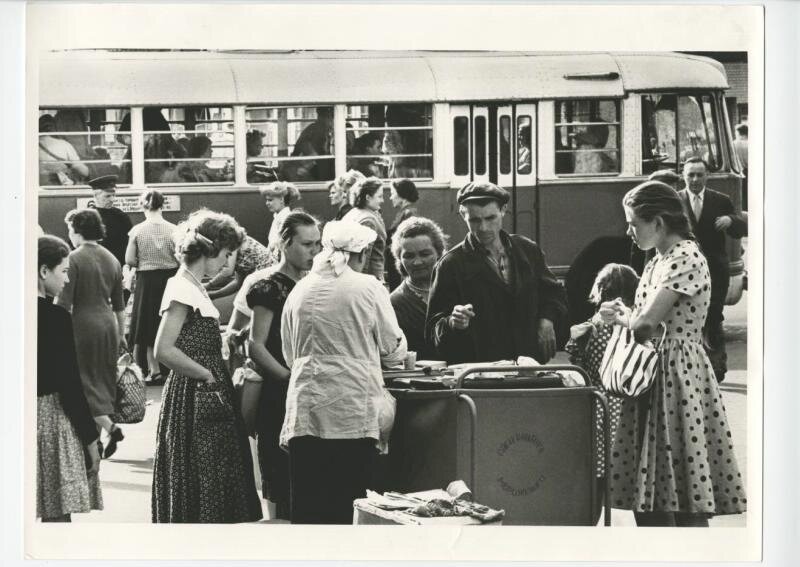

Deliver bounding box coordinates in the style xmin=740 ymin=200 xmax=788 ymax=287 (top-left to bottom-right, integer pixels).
xmin=151 ymin=210 xmax=262 ymax=523
xmin=600 ymin=181 xmax=746 ymax=527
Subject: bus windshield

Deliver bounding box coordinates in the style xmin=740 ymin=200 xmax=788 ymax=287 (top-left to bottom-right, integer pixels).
xmin=641 ymin=93 xmax=722 ymax=174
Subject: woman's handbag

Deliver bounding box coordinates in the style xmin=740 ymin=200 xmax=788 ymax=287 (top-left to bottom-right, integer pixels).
xmin=110 ymin=351 xmax=147 ymax=424
xmin=231 ymin=359 xmax=263 ymax=438
xmin=598 ymin=324 xmax=665 ymax=398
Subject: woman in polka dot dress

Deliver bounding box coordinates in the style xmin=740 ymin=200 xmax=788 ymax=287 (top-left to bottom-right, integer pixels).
xmin=600 ymin=181 xmax=746 ymax=527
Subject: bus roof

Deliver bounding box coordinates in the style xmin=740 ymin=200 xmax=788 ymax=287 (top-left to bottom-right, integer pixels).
xmin=39 ymin=50 xmax=729 ymax=107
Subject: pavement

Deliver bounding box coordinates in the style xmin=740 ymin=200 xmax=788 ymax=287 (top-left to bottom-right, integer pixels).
xmin=74 ymin=294 xmax=750 ymax=526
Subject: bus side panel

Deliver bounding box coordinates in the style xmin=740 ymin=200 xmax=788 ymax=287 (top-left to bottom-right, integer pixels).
xmin=39 ymin=185 xmax=470 ymax=251
xmin=536 ymin=180 xmax=638 ymax=275
xmin=513 ymin=185 xmax=537 ymax=242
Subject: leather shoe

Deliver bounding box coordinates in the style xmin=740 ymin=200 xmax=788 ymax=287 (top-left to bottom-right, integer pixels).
xmin=103 ymin=426 xmax=124 ymax=459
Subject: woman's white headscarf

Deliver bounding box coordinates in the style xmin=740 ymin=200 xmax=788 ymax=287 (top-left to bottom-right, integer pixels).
xmin=312 ymin=220 xmax=377 ymax=276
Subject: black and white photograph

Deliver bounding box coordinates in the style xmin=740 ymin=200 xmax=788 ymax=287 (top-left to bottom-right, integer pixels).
xmin=9 ymin=1 xmax=781 ymax=563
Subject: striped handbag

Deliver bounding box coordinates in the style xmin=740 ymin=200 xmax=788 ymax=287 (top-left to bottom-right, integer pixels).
xmin=598 ymin=324 xmax=664 ymax=398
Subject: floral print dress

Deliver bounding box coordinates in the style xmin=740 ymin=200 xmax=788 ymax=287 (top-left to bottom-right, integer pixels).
xmin=608 ymin=240 xmax=747 ymax=515
xmin=151 ymin=275 xmax=262 ymax=523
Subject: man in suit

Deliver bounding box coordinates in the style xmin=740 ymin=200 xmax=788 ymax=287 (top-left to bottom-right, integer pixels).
xmin=680 ymin=157 xmax=747 ymax=382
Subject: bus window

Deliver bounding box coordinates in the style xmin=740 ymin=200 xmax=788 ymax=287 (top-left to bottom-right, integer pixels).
xmin=474 ymin=115 xmax=487 ymax=175
xmin=143 ymin=106 xmax=234 ymax=185
xmin=246 ymin=105 xmax=333 ymax=183
xmin=499 ymin=115 xmax=511 ymax=175
xmin=517 ymin=115 xmax=532 ymax=174
xmin=555 ymin=100 xmax=620 ymax=175
xmin=346 ymin=103 xmax=432 ymax=180
xmin=38 ymin=107 xmax=130 ymax=187
xmin=641 ymin=94 xmax=722 ymax=174
xmin=453 ymin=116 xmax=469 ymax=176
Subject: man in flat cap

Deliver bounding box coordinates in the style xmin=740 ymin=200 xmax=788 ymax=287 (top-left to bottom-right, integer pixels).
xmin=88 ymin=174 xmax=133 ymax=271
xmin=425 ymin=182 xmax=567 ymax=364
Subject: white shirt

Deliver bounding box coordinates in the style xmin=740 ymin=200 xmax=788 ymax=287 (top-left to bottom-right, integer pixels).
xmin=160 ymin=271 xmax=219 ymax=320
xmin=279 ymin=263 xmax=407 ymax=451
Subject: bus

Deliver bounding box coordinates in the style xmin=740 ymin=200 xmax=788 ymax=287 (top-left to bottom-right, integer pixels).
xmin=36 ymin=49 xmax=746 ymax=317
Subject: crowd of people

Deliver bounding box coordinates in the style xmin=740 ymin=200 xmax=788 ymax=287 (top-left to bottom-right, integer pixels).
xmin=37 ymin=162 xmax=746 ymax=526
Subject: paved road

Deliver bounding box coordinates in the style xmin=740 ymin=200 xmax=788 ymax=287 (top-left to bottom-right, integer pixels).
xmin=75 ymin=295 xmax=749 ymax=526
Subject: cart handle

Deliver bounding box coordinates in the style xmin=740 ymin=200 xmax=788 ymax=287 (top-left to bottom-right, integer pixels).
xmin=457 ymin=393 xmax=477 ymax=500
xmin=454 ymin=364 xmax=591 ymax=390
xmin=591 ymin=389 xmax=612 ymax=527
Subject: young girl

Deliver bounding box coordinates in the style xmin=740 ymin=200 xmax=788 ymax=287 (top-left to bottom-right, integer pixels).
xmin=565 ymin=263 xmax=639 ymax=482
xmin=37 ymin=235 xmax=102 ymax=521
xmin=247 ymin=211 xmax=321 ymax=520
xmin=151 ymin=210 xmax=262 ymax=523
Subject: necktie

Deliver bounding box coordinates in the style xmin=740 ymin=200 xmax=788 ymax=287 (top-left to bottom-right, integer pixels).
xmin=692 ymin=194 xmax=702 ymax=220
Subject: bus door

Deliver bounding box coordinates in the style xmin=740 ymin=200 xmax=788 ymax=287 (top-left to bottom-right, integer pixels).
xmin=449 ymin=103 xmax=537 ymax=238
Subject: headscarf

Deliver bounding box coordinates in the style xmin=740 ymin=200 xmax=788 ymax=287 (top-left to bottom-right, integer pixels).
xmin=311 ymin=220 xmax=377 ymax=276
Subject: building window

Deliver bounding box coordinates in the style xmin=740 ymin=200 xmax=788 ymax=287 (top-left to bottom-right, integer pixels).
xmin=555 ymin=100 xmax=620 ymax=176
xmin=38 ymin=107 xmax=129 ymax=187
xmin=346 ymin=103 xmax=433 ymax=180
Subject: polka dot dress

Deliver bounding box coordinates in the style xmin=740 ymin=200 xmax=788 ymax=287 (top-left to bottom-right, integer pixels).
xmin=608 ymin=240 xmax=746 ymax=515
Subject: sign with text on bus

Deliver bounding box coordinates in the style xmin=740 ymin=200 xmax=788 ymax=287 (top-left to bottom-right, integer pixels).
xmin=76 ymin=195 xmax=181 ymax=214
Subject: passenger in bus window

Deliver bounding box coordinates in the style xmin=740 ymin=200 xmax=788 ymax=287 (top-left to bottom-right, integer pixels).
xmin=573 ymin=125 xmax=618 ymax=174
xmin=425 ymin=182 xmax=568 ymax=364
xmin=38 ymin=114 xmax=89 ymax=185
xmin=246 ymin=129 xmax=275 ymax=184
xmin=286 ymin=106 xmax=334 ymax=182
xmin=141 ymin=108 xmax=187 ymax=185
xmin=116 ymin=113 xmax=132 ymax=184
xmin=382 ymin=131 xmax=421 ymax=179
xmin=351 ymin=132 xmax=385 ymax=178
xmin=517 ymin=124 xmax=532 ymax=174
xmin=54 ymin=109 xmax=92 ymax=163
xmin=168 ymin=135 xmax=228 ymax=184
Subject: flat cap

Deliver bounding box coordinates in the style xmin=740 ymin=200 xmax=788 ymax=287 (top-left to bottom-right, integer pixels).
xmin=88 ymin=174 xmax=118 ymax=191
xmin=456 ymin=181 xmax=509 ymax=206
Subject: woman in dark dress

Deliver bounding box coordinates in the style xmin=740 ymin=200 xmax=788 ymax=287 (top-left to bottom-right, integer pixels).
xmin=246 ymin=212 xmax=321 ymax=520
xmin=152 ymin=210 xmax=262 ymax=523
xmin=389 ymin=216 xmax=447 ymax=360
xmin=37 ymin=236 xmax=102 ymax=521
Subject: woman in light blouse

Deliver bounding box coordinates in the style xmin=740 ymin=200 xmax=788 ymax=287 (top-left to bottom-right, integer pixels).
xmin=280 ymin=221 xmax=406 ymax=524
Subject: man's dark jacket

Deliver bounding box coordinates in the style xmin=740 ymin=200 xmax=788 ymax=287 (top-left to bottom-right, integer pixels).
xmin=425 ymin=231 xmax=568 ymax=364
xmin=678 ymin=188 xmax=747 ymax=292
